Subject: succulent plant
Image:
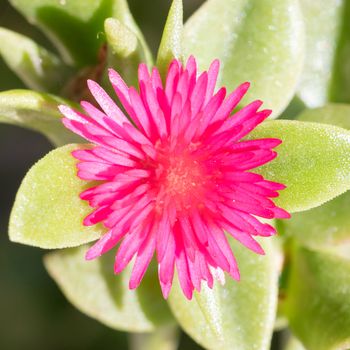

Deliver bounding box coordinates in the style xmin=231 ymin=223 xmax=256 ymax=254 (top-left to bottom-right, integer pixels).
xmin=2 ymin=1 xmax=350 ymax=350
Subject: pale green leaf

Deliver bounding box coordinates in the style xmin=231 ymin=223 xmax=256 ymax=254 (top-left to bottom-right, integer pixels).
xmin=9 ymin=0 xmax=115 ymax=66
xmin=112 ymin=0 xmax=153 ymax=66
xmin=297 ymin=1 xmax=350 ymax=105
xmin=44 ymin=245 xmax=175 ymax=332
xmin=0 ymin=89 xmax=81 ymax=146
xmin=104 ymin=18 xmax=147 ymax=87
xmin=283 ymin=190 xmax=350 ymax=263
xmin=297 ymin=103 xmax=350 ymax=130
xmin=168 ymin=238 xmax=279 ymax=350
xmin=248 ymin=120 xmax=350 ymax=213
xmin=297 ymin=0 xmax=344 ymax=107
xmin=105 ymin=18 xmax=138 ymax=59
xmin=183 ymin=0 xmax=304 ymax=118
xmin=156 ymin=0 xmax=183 ymax=79
xmin=9 ymin=144 xmax=103 ymax=249
xmin=0 ymin=27 xmax=72 ymax=93
xmin=103 ymin=0 xmax=153 ymax=88
xmin=285 ymin=246 xmax=350 ymax=350
xmin=282 ymin=104 xmax=350 ymax=250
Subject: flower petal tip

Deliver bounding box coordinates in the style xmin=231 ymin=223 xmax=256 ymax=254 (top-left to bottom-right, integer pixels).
xmin=85 ymin=249 xmax=98 ymax=261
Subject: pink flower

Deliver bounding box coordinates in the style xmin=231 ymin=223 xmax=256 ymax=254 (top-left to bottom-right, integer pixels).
xmin=59 ymin=57 xmax=289 ymax=300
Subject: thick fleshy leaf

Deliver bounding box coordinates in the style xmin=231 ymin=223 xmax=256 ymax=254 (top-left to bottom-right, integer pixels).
xmin=9 ymin=144 xmax=103 ymax=249
xmin=105 ymin=18 xmax=138 ymax=60
xmin=329 ymin=1 xmax=350 ymax=104
xmin=0 ymin=89 xmax=81 ymax=146
xmin=285 ymin=246 xmax=350 ymax=350
xmin=297 ymin=103 xmax=350 ymax=129
xmin=248 ymin=120 xmax=350 ymax=213
xmin=283 ymin=190 xmax=350 ymax=259
xmin=103 ymin=0 xmax=153 ymax=88
xmin=104 ymin=18 xmax=139 ymax=86
xmin=297 ymin=1 xmax=350 ymax=105
xmin=0 ymin=27 xmax=72 ymax=93
xmin=282 ymin=104 xmax=350 ymax=250
xmin=183 ymin=0 xmax=304 ymax=118
xmin=9 ymin=0 xmax=115 ymax=66
xmin=112 ymin=0 xmax=153 ymax=66
xmin=44 ymin=245 xmax=175 ymax=332
xmin=103 ymin=0 xmax=153 ymax=84
xmin=168 ymin=238 xmax=279 ymax=350
xmin=156 ymin=0 xmax=183 ymax=79
xmin=297 ymin=0 xmax=344 ymax=107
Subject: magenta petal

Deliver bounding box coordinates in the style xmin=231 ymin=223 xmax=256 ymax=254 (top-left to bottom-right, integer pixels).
xmin=87 ymin=80 xmax=126 ymax=124
xmin=191 ymin=72 xmax=208 ymax=116
xmin=159 ymin=233 xmax=175 ymax=288
xmin=129 ymin=233 xmax=156 ymax=289
xmin=175 ymin=247 xmax=194 ymax=299
xmin=205 ymin=59 xmax=220 ymax=104
xmin=86 ymin=229 xmax=125 ymax=260
xmin=114 ymin=226 xmax=147 ymax=274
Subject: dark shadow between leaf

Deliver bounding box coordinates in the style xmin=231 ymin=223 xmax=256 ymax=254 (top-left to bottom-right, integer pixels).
xmin=37 ymin=0 xmax=113 ymax=67
xmin=136 ymin=258 xmax=174 ymax=327
xmin=98 ymin=249 xmax=123 ymax=308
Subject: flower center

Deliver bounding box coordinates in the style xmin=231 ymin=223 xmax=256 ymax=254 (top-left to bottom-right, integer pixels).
xmin=153 ymin=148 xmax=208 ymax=210
xmin=165 ymin=156 xmax=204 ymax=196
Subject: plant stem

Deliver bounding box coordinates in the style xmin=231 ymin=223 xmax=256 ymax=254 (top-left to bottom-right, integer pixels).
xmin=128 ymin=324 xmax=179 ymax=350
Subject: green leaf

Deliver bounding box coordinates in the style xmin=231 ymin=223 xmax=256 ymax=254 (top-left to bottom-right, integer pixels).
xmin=44 ymin=245 xmax=175 ymax=332
xmin=297 ymin=103 xmax=350 ymax=130
xmin=9 ymin=144 xmax=103 ymax=249
xmin=104 ymin=18 xmax=144 ymax=87
xmin=297 ymin=1 xmax=350 ymax=106
xmin=103 ymin=0 xmax=153 ymax=88
xmin=329 ymin=1 xmax=350 ymax=104
xmin=283 ymin=190 xmax=350 ymax=261
xmin=105 ymin=18 xmax=138 ymax=59
xmin=0 ymin=27 xmax=72 ymax=93
xmin=282 ymin=104 xmax=350 ymax=250
xmin=156 ymin=0 xmax=183 ymax=79
xmin=0 ymin=89 xmax=81 ymax=146
xmin=168 ymin=238 xmax=279 ymax=350
xmin=285 ymin=246 xmax=350 ymax=350
xmin=248 ymin=120 xmax=350 ymax=213
xmin=183 ymin=0 xmax=304 ymax=118
xmin=112 ymin=0 xmax=153 ymax=66
xmin=9 ymin=0 xmax=115 ymax=67
xmin=297 ymin=0 xmax=344 ymax=107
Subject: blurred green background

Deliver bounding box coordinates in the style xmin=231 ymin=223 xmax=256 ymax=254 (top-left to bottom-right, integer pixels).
xmin=0 ymin=1 xmax=286 ymax=349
